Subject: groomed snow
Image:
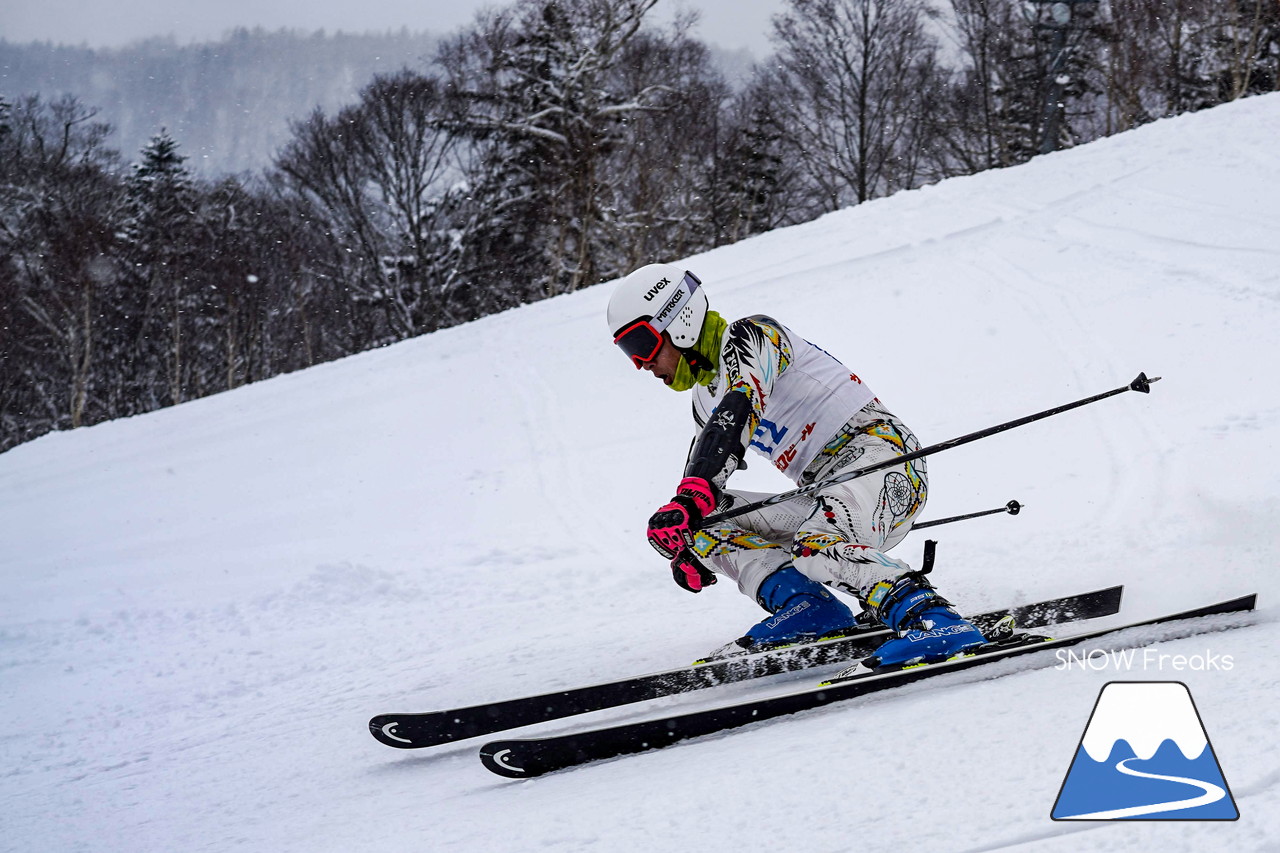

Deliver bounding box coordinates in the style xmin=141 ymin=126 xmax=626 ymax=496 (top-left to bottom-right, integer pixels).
xmin=3 ymin=94 xmax=1279 ymax=852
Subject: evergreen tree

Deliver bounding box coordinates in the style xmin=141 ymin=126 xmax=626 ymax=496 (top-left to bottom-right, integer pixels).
xmin=119 ymin=129 xmax=203 ymax=408
xmin=708 ymin=84 xmax=796 ymax=244
xmin=441 ymin=0 xmax=667 ymax=299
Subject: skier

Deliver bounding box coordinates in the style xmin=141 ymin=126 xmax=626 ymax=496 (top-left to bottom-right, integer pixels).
xmin=607 ymin=263 xmax=987 ymax=667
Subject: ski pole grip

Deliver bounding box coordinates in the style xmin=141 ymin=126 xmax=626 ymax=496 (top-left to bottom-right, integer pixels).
xmin=920 ymin=540 xmax=937 ymax=575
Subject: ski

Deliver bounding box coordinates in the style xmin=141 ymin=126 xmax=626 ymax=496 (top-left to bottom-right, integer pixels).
xmin=478 ymin=593 xmax=1256 ymax=778
xmin=370 ymin=585 xmax=1121 ymax=749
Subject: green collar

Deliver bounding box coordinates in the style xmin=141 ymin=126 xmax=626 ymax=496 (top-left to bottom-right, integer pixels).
xmin=669 ymin=310 xmax=728 ymax=392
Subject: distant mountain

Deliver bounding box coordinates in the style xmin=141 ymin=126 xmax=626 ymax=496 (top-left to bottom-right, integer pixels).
xmin=0 ymin=28 xmax=442 ymax=175
xmin=1 ymin=28 xmax=759 ymax=178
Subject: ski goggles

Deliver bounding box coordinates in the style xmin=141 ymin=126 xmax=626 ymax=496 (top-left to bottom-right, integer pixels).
xmin=612 ymin=271 xmax=701 ymax=368
xmin=613 ymin=319 xmax=665 ymax=367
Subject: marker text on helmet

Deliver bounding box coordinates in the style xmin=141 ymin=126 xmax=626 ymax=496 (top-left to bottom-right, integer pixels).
xmin=652 ymin=286 xmax=687 ymax=330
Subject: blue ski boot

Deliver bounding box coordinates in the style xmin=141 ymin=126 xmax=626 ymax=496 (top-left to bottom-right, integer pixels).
xmin=863 ymin=573 xmax=986 ymax=667
xmin=736 ymin=565 xmax=862 ymax=651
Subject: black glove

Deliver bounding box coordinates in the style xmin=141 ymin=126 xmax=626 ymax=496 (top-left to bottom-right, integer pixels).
xmin=670 ymin=548 xmax=717 ymax=593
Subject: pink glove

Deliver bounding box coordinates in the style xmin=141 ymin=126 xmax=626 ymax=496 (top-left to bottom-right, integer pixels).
xmin=646 ymin=477 xmax=717 ymax=558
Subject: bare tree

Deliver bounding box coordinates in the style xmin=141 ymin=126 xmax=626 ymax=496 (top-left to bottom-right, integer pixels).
xmin=607 ymin=25 xmax=733 ymax=266
xmin=1090 ymin=0 xmax=1276 ymax=136
xmin=770 ymin=0 xmax=944 ymax=211
xmin=276 ymin=69 xmax=468 ymax=340
xmin=1207 ymin=0 xmax=1280 ymax=101
xmin=939 ymin=0 xmax=1038 ymax=168
xmin=0 ymin=95 xmax=121 ymax=433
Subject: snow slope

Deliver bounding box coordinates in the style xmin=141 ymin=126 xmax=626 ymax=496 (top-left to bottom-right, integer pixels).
xmin=3 ymin=94 xmax=1279 ymax=852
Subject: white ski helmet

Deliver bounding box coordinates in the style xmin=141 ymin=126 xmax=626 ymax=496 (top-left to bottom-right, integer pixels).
xmin=607 ymin=264 xmax=708 ymax=353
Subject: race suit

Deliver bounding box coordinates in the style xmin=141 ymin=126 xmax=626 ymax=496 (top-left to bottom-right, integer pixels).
xmin=685 ymin=316 xmax=928 ymax=604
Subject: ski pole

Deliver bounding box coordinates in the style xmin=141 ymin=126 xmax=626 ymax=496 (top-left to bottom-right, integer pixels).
xmin=701 ymin=372 xmax=1159 ymax=527
xmin=913 ymin=500 xmax=1022 ymax=531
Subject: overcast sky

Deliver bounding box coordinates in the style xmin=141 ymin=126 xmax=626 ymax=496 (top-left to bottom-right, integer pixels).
xmin=0 ymin=0 xmax=784 ymax=55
